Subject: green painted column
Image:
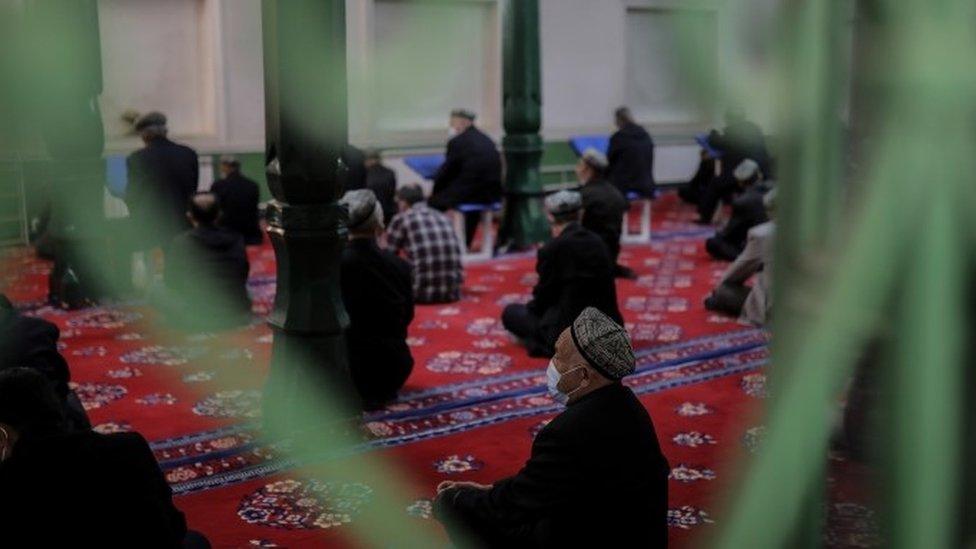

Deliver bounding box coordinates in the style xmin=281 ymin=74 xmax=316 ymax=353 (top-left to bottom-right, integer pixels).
xmin=261 ymin=0 xmax=356 ymax=430
xmin=500 ymin=0 xmax=549 ymax=249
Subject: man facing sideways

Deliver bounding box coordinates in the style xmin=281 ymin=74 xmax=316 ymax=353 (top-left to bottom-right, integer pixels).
xmin=429 ymin=109 xmax=503 ymax=245
xmin=704 ymin=159 xmax=772 ymax=261
xmin=502 ymin=191 xmax=623 ymax=358
xmin=363 ymin=149 xmax=398 ymax=226
xmin=607 ymin=106 xmax=656 ymax=198
xmin=387 ymin=184 xmax=464 ymax=304
xmin=125 ymin=111 xmax=199 ymax=251
xmin=434 ymin=307 xmax=670 ymax=548
xmin=338 ymin=190 xmax=415 ymax=410
xmin=160 ymin=193 xmax=251 ymax=331
xmin=211 ymin=155 xmax=262 ymax=245
xmin=577 ymin=147 xmax=635 ymax=279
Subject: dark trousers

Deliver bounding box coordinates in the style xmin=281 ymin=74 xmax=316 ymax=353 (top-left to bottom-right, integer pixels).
xmin=697 ymin=173 xmax=738 ymax=223
xmin=704 ymin=282 xmax=751 ymax=317
xmin=679 ymin=157 xmax=716 ymax=205
xmin=501 ymin=304 xmax=549 ymax=357
xmin=705 ymin=235 xmax=744 ymax=261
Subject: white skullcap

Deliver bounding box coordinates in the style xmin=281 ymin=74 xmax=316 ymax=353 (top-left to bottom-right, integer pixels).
xmin=734 ymin=159 xmax=761 ymax=181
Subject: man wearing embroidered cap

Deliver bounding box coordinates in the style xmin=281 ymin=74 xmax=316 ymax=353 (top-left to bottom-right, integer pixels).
xmin=704 ymin=158 xmax=774 ymax=261
xmin=501 ymin=190 xmax=623 ymax=357
xmin=338 ymin=190 xmax=414 ymax=409
xmin=577 ymin=147 xmax=634 ymax=279
xmin=434 ymin=307 xmax=670 ymax=547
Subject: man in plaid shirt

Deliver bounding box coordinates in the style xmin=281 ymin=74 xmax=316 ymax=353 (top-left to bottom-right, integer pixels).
xmin=387 ymin=184 xmax=463 ymax=303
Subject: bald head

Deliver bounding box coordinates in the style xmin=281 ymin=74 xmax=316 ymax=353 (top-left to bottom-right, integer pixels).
xmin=188 ymin=192 xmax=220 ymax=226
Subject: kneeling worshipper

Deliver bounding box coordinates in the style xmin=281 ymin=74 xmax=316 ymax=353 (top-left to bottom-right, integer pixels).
xmin=434 ymin=307 xmax=670 ymax=547
xmin=0 ymin=368 xmax=211 ymax=548
xmin=705 ymin=190 xmax=776 ymax=326
xmin=339 ymin=190 xmax=415 ymax=410
xmin=157 ymin=193 xmax=252 ymax=331
xmin=0 ymin=294 xmax=89 ymax=431
xmin=577 ymin=147 xmax=634 ymax=279
xmin=705 ymin=159 xmax=773 ymax=261
xmin=502 ymin=191 xmax=623 ymax=357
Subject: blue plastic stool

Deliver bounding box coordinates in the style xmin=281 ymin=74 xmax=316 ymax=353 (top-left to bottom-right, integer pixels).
xmin=452 ymin=202 xmax=502 ymax=263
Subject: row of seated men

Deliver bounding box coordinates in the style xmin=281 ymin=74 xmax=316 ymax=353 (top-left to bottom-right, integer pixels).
xmin=0 ymin=295 xmax=669 ymax=546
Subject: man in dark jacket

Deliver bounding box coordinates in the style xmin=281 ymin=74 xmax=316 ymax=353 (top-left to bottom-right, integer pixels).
xmin=160 ymin=193 xmax=251 ymax=331
xmin=125 ymin=111 xmax=199 ymax=251
xmin=339 ymin=190 xmax=415 ymax=410
xmin=0 ymin=368 xmax=208 ymax=548
xmin=705 ymin=160 xmax=772 ymax=261
xmin=0 ymin=295 xmax=89 ymax=431
xmin=607 ymin=107 xmax=656 ymax=198
xmin=577 ymin=148 xmax=634 ymax=279
xmin=211 ymin=155 xmax=262 ymax=245
xmin=364 ymin=150 xmax=398 ymax=226
xmin=502 ymin=191 xmax=622 ymax=357
xmin=697 ymin=108 xmax=772 ymax=223
xmin=429 ymin=109 xmax=503 ymax=245
xmin=435 ymin=308 xmax=670 ymax=548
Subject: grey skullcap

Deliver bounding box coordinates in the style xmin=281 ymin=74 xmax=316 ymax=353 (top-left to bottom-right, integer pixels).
xmin=763 ymin=188 xmax=777 ymax=211
xmin=544 ymin=190 xmax=582 ymax=217
xmin=450 ymin=108 xmax=476 ymax=121
xmin=569 ymin=307 xmax=636 ymax=381
xmin=134 ymin=111 xmax=167 ymax=132
xmin=340 ymin=189 xmax=382 ymax=231
xmin=219 ymin=154 xmax=240 ymax=167
xmin=581 ymin=147 xmax=609 ymax=171
xmin=734 ymin=158 xmax=761 ymax=181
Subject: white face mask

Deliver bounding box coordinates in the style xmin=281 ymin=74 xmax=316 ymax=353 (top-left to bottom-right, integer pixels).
xmin=547 ymin=359 xmax=584 ymax=406
xmin=448 ymin=126 xmax=459 ymax=138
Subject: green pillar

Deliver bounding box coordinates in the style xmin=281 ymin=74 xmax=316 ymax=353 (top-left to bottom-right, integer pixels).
xmin=23 ymin=0 xmax=108 ymax=302
xmin=501 ymin=0 xmax=549 ymax=249
xmin=261 ymin=0 xmax=356 ymax=429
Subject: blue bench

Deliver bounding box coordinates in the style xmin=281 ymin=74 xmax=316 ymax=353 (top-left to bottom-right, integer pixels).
xmin=403 ymin=154 xmax=445 ymax=180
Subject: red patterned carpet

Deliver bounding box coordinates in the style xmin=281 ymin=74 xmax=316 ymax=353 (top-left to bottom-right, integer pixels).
xmin=0 ymin=193 xmax=790 ymax=548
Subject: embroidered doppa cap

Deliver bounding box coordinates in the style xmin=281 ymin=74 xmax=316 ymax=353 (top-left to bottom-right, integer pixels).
xmin=580 ymin=147 xmax=609 ymax=171
xmin=734 ymin=158 xmax=761 ymax=181
xmin=340 ymin=189 xmax=382 ymax=232
xmin=570 ymin=307 xmax=636 ymax=381
xmin=450 ymin=108 xmax=476 ymax=121
xmin=544 ymin=190 xmax=583 ymax=217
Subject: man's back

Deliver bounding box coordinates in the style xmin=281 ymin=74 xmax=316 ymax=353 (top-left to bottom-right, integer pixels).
xmin=0 ymin=431 xmax=188 ymax=547
xmin=125 ymin=138 xmax=199 ymax=245
xmin=341 ymin=239 xmax=414 ymax=340
xmin=580 ymin=178 xmax=628 ymax=243
xmin=211 ymin=173 xmax=262 ymax=245
xmin=165 ymin=226 xmax=251 ymax=327
xmin=529 ymin=224 xmax=621 ymax=352
xmin=607 ymin=122 xmax=656 ymax=196
xmin=365 ymin=165 xmax=398 ymax=224
xmin=387 ymin=204 xmax=463 ymax=303
xmin=432 ymin=126 xmax=502 ymax=205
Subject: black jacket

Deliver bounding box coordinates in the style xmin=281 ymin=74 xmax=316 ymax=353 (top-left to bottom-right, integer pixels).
xmin=527 ymin=223 xmax=622 ymax=355
xmin=366 ymin=164 xmax=398 ymax=225
xmin=435 ymin=382 xmax=670 ymax=547
xmin=716 ymin=184 xmax=771 ymax=250
xmin=165 ymin=226 xmax=251 ymax=329
xmin=211 ymin=172 xmax=263 ymax=245
xmin=340 ymin=239 xmax=415 ymax=407
xmin=580 ymin=178 xmax=628 ymax=262
xmin=607 ymin=122 xmax=656 ymax=197
xmin=125 ymin=138 xmax=199 ymax=247
xmin=432 ymin=126 xmax=503 ymax=206
xmin=0 ymin=431 xmax=188 ymax=548
xmin=708 ymin=119 xmax=772 ymax=179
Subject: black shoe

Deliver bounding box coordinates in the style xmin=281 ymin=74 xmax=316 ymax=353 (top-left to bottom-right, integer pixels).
xmin=613 ymin=265 xmax=638 ymax=280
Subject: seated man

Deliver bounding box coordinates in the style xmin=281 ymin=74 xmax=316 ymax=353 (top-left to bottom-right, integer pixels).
xmin=364 ymin=149 xmax=398 ymax=226
xmin=696 ymin=108 xmax=772 ymax=223
xmin=607 ymin=106 xmax=656 ymax=198
xmin=387 ymin=184 xmax=464 ymax=304
xmin=502 ymin=191 xmax=623 ymax=357
xmin=211 ymin=155 xmax=263 ymax=245
xmin=577 ymin=148 xmax=634 ymax=279
xmin=0 ymin=368 xmax=209 ymax=548
xmin=705 ymin=190 xmax=776 ymax=325
xmin=339 ymin=190 xmax=415 ymax=410
xmin=0 ymin=294 xmax=89 ymax=431
xmin=429 ymin=109 xmax=503 ymax=245
xmin=705 ymin=159 xmax=772 ymax=261
xmin=434 ymin=308 xmax=670 ymax=547
xmin=159 ymin=193 xmax=251 ymax=331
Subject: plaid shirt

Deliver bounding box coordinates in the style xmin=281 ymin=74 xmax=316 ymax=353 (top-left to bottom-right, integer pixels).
xmin=387 ymin=203 xmax=463 ymax=303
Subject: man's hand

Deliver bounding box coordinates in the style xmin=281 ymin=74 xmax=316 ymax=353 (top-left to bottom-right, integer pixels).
xmin=436 ymin=480 xmax=492 ymax=494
